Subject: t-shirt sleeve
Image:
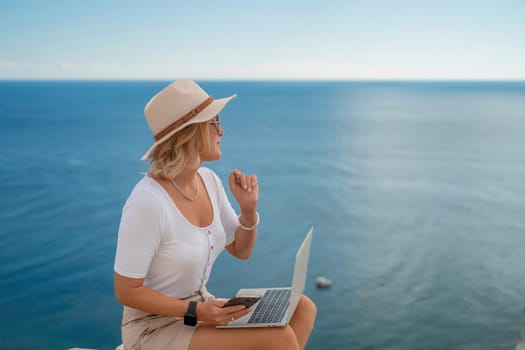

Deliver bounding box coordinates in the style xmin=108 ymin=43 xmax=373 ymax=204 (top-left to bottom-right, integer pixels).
xmin=114 ymin=189 xmax=163 ymax=278
xmin=208 ymin=169 xmax=238 ymax=246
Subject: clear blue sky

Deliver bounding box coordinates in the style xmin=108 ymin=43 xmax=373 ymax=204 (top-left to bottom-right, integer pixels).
xmin=1 ymin=0 xmax=524 ymax=80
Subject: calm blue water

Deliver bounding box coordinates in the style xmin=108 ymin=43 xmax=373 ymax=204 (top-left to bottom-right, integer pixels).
xmin=1 ymin=81 xmax=525 ymax=350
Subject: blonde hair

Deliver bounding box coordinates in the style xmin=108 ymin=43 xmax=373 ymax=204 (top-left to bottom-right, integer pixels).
xmin=148 ymin=122 xmax=211 ymax=179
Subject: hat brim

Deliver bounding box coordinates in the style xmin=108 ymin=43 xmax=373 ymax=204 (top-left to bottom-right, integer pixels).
xmin=140 ymin=94 xmax=237 ymax=160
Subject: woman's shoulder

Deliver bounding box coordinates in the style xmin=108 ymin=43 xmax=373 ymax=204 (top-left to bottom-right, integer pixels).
xmin=126 ymin=175 xmax=170 ymax=206
xmin=133 ymin=175 xmax=163 ymax=193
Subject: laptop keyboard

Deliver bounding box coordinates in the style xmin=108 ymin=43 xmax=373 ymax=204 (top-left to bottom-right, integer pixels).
xmin=248 ymin=288 xmax=291 ymax=324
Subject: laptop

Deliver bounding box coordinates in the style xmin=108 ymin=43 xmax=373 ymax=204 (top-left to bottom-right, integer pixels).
xmin=217 ymin=227 xmax=313 ymax=328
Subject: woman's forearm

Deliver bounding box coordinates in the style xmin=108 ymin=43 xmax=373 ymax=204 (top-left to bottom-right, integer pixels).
xmin=232 ymin=209 xmax=258 ymax=259
xmin=114 ymin=273 xmax=188 ymax=317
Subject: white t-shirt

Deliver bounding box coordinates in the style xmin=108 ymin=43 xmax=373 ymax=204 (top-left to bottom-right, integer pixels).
xmin=114 ymin=167 xmax=239 ymax=298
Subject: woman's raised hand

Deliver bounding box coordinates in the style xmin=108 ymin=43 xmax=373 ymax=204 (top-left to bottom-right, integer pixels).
xmin=229 ymin=169 xmax=258 ymax=212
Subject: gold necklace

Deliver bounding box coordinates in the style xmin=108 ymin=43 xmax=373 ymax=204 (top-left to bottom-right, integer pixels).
xmin=170 ymin=177 xmax=200 ymax=201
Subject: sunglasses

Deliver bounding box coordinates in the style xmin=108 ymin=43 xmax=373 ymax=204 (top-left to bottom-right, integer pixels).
xmin=208 ymin=114 xmax=221 ymax=133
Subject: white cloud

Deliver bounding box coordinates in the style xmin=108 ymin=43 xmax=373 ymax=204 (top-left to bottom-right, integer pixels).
xmin=200 ymin=60 xmax=525 ymax=80
xmin=0 ymin=60 xmax=18 ymax=68
xmin=0 ymin=59 xmax=523 ymax=80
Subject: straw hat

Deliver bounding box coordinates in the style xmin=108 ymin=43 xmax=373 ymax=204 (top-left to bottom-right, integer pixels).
xmin=141 ymin=80 xmax=236 ymax=160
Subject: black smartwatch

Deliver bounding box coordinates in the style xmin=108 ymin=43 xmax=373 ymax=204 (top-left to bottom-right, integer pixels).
xmin=184 ymin=301 xmax=198 ymax=326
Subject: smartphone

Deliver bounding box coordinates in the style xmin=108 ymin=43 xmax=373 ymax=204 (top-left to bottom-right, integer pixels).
xmin=222 ymin=296 xmax=261 ymax=308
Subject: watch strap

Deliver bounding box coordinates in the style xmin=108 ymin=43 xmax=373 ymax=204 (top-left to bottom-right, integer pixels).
xmin=184 ymin=301 xmax=198 ymax=326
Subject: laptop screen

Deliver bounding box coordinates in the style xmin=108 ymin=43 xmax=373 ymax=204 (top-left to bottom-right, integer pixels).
xmin=288 ymin=227 xmax=314 ymax=315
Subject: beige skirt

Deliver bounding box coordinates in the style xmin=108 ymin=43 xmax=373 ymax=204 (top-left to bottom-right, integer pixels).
xmin=121 ymin=293 xmax=209 ymax=350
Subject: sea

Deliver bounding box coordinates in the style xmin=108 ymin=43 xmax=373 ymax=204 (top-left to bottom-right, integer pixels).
xmin=1 ymin=80 xmax=524 ymax=350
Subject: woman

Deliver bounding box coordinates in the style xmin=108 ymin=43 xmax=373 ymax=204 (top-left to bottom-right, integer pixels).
xmin=114 ymin=80 xmax=316 ymax=350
